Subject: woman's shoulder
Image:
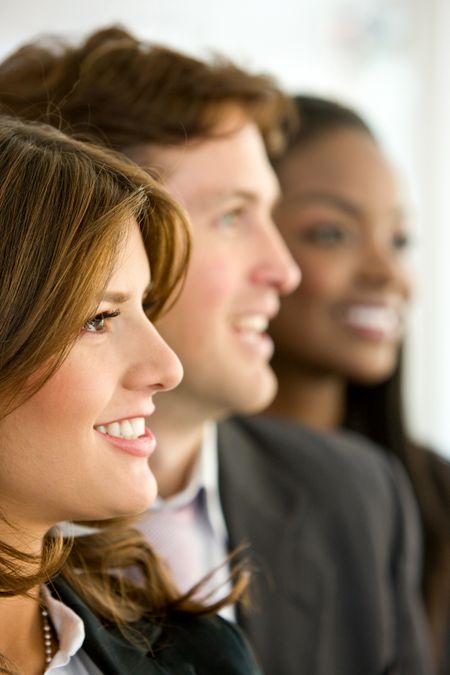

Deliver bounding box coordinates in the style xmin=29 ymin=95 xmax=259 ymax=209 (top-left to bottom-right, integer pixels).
xmin=50 ymin=577 xmax=261 ymax=674
xmin=154 ymin=612 xmax=262 ymax=674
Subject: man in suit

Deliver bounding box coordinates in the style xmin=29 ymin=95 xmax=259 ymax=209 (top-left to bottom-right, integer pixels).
xmin=0 ymin=26 xmax=434 ymax=674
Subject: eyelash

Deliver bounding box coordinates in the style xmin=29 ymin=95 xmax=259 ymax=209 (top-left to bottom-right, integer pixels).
xmin=393 ymin=233 xmax=410 ymax=250
xmin=218 ymin=208 xmax=243 ymax=227
xmin=82 ymin=310 xmax=121 ymax=334
xmin=142 ymin=300 xmax=158 ymax=317
xmin=300 ymin=224 xmax=349 ymax=246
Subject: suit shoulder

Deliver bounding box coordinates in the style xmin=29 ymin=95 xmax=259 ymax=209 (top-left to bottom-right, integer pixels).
xmin=228 ymin=414 xmax=396 ymax=485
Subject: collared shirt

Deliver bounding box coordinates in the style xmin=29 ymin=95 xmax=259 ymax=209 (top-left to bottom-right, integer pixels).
xmin=137 ymin=422 xmax=234 ymax=620
xmin=42 ymin=586 xmax=101 ymax=674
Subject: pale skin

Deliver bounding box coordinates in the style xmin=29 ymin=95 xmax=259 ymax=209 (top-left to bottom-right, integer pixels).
xmin=0 ymin=222 xmax=182 ymax=673
xmin=266 ymin=128 xmax=413 ymax=430
xmin=137 ymin=111 xmax=301 ymax=497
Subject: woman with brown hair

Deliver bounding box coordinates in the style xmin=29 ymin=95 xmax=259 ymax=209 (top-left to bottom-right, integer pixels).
xmin=266 ymin=94 xmax=450 ymax=673
xmin=0 ymin=115 xmax=258 ymax=674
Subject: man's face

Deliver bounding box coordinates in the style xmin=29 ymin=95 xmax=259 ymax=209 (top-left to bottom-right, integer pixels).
xmin=144 ymin=116 xmax=300 ymax=420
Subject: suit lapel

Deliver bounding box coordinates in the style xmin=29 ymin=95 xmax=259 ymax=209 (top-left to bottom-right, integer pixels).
xmin=50 ymin=577 xmax=167 ymax=674
xmin=217 ymin=419 xmax=323 ymax=673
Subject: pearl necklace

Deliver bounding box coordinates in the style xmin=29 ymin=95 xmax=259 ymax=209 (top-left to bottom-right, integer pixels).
xmin=39 ymin=596 xmax=53 ymax=666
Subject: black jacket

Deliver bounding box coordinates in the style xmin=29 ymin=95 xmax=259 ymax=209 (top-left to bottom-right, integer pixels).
xmin=51 ymin=577 xmax=262 ymax=674
xmin=218 ymin=416 xmax=434 ymax=675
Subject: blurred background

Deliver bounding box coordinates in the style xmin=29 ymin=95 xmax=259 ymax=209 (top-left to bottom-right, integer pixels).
xmin=1 ymin=0 xmax=449 ymax=457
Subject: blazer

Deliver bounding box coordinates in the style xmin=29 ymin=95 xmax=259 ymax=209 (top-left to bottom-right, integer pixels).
xmin=218 ymin=416 xmax=435 ymax=675
xmin=50 ymin=577 xmax=262 ymax=674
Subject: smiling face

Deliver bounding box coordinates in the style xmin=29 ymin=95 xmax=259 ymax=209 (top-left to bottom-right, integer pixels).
xmin=0 ymin=221 xmax=183 ymax=531
xmin=270 ymin=127 xmax=413 ymax=383
xmin=144 ymin=114 xmax=300 ymax=421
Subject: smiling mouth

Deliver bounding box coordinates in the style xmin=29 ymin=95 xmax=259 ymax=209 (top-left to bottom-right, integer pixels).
xmin=95 ymin=417 xmax=146 ymax=440
xmin=338 ymin=305 xmax=401 ymax=338
xmin=232 ymin=314 xmax=269 ymax=333
xmin=231 ymin=313 xmax=274 ymax=358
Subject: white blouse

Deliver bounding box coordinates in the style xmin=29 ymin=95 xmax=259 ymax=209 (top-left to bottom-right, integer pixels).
xmin=42 ymin=586 xmax=102 ymax=674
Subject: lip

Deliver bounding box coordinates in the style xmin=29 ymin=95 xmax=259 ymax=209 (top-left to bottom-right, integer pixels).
xmin=95 ymin=426 xmax=156 ymax=458
xmin=230 ymin=303 xmax=279 ymax=359
xmin=95 ymin=409 xmax=155 ymax=426
xmin=334 ymin=301 xmax=404 ymax=342
xmin=232 ymin=324 xmax=274 ymax=359
xmin=232 ymin=300 xmax=281 ymax=323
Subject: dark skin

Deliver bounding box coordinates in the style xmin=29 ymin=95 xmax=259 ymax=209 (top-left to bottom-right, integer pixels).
xmin=267 ymin=127 xmax=413 ymax=429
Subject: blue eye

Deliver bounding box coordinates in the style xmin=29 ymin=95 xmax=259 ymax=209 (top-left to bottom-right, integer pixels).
xmin=217 ymin=209 xmax=242 ymax=228
xmin=83 ymin=310 xmax=120 ymax=334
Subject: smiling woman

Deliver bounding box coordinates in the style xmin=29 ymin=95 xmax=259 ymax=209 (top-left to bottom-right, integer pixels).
xmin=1 ymin=221 xmax=183 ymax=527
xmin=265 ymin=95 xmax=450 ymax=673
xmin=0 ymin=117 xmax=258 ymax=674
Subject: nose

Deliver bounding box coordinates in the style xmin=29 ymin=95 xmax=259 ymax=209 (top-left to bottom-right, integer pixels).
xmin=125 ymin=319 xmax=184 ymax=394
xmin=250 ymin=220 xmax=301 ymax=295
xmin=359 ymin=239 xmax=400 ymax=289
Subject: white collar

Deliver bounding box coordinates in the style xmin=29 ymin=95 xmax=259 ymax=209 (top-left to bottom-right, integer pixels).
xmin=42 ymin=585 xmax=85 ymax=669
xmin=152 ymin=422 xmax=228 ymax=543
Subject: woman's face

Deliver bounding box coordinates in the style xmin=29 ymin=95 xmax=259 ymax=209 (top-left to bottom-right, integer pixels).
xmin=270 ymin=128 xmax=413 ymax=383
xmin=0 ymin=221 xmax=183 ymax=531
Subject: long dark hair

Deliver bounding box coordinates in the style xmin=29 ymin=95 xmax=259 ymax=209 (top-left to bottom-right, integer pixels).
xmin=345 ymin=362 xmax=450 ymax=663
xmin=282 ymin=95 xmax=450 ymax=667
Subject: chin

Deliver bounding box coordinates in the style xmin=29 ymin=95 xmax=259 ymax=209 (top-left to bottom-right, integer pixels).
xmin=235 ymin=369 xmax=278 ymax=415
xmin=345 ymin=361 xmax=398 ymax=385
xmin=105 ymin=478 xmax=158 ymax=519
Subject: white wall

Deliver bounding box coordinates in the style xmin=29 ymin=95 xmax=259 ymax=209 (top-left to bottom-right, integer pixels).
xmin=0 ymin=0 xmax=448 ymax=457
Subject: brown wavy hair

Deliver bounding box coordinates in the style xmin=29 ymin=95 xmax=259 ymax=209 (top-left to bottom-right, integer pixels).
xmin=0 ymin=116 xmax=245 ymax=673
xmin=0 ymin=25 xmax=297 ymax=158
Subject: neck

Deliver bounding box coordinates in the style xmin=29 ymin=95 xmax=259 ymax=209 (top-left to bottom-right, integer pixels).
xmin=0 ymin=590 xmax=46 ymax=675
xmin=150 ymin=409 xmax=206 ymax=499
xmin=266 ymin=358 xmax=346 ymax=431
xmin=150 ymin=384 xmax=226 ymax=499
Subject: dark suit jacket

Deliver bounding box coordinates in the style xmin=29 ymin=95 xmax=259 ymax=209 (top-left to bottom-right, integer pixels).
xmin=218 ymin=416 xmax=434 ymax=675
xmin=51 ymin=577 xmax=262 ymax=674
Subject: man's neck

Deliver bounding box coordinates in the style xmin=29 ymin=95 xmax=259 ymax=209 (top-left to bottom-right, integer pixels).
xmin=149 ymin=416 xmax=206 ymax=499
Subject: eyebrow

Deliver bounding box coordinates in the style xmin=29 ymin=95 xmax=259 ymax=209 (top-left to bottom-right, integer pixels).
xmin=101 ymin=282 xmax=152 ymax=305
xmin=287 ymin=191 xmax=362 ymax=219
xmin=208 ymin=189 xmax=257 ymax=205
xmin=210 ymin=187 xmax=280 ymax=206
xmin=285 ymin=190 xmax=405 ymax=224
xmin=102 ymin=292 xmax=131 ymax=304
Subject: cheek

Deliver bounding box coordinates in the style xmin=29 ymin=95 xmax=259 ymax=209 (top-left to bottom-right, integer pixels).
xmin=178 ymin=254 xmax=237 ymax=316
xmin=399 ymin=266 xmax=414 ymax=301
xmin=0 ymin=370 xmax=103 ymax=487
xmin=156 ymin=254 xmax=238 ymax=363
xmin=291 ymin=255 xmax=345 ymax=305
xmin=25 ymin=357 xmax=114 ymax=432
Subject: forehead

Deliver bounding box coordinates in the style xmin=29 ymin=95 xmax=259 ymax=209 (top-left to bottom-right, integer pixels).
xmin=142 ymin=122 xmax=280 ymax=213
xmin=277 ymin=128 xmax=398 ymax=201
xmin=107 ymin=219 xmax=150 ymax=287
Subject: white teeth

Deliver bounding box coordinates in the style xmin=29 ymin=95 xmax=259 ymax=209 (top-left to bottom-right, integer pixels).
xmin=131 ymin=418 xmax=145 ymax=437
xmin=234 ymin=315 xmax=269 ymax=333
xmin=107 ymin=422 xmax=121 ymax=437
xmin=120 ymin=420 xmax=134 ymax=439
xmin=344 ymin=306 xmax=399 ymax=333
xmin=96 ymin=417 xmax=146 ymax=440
